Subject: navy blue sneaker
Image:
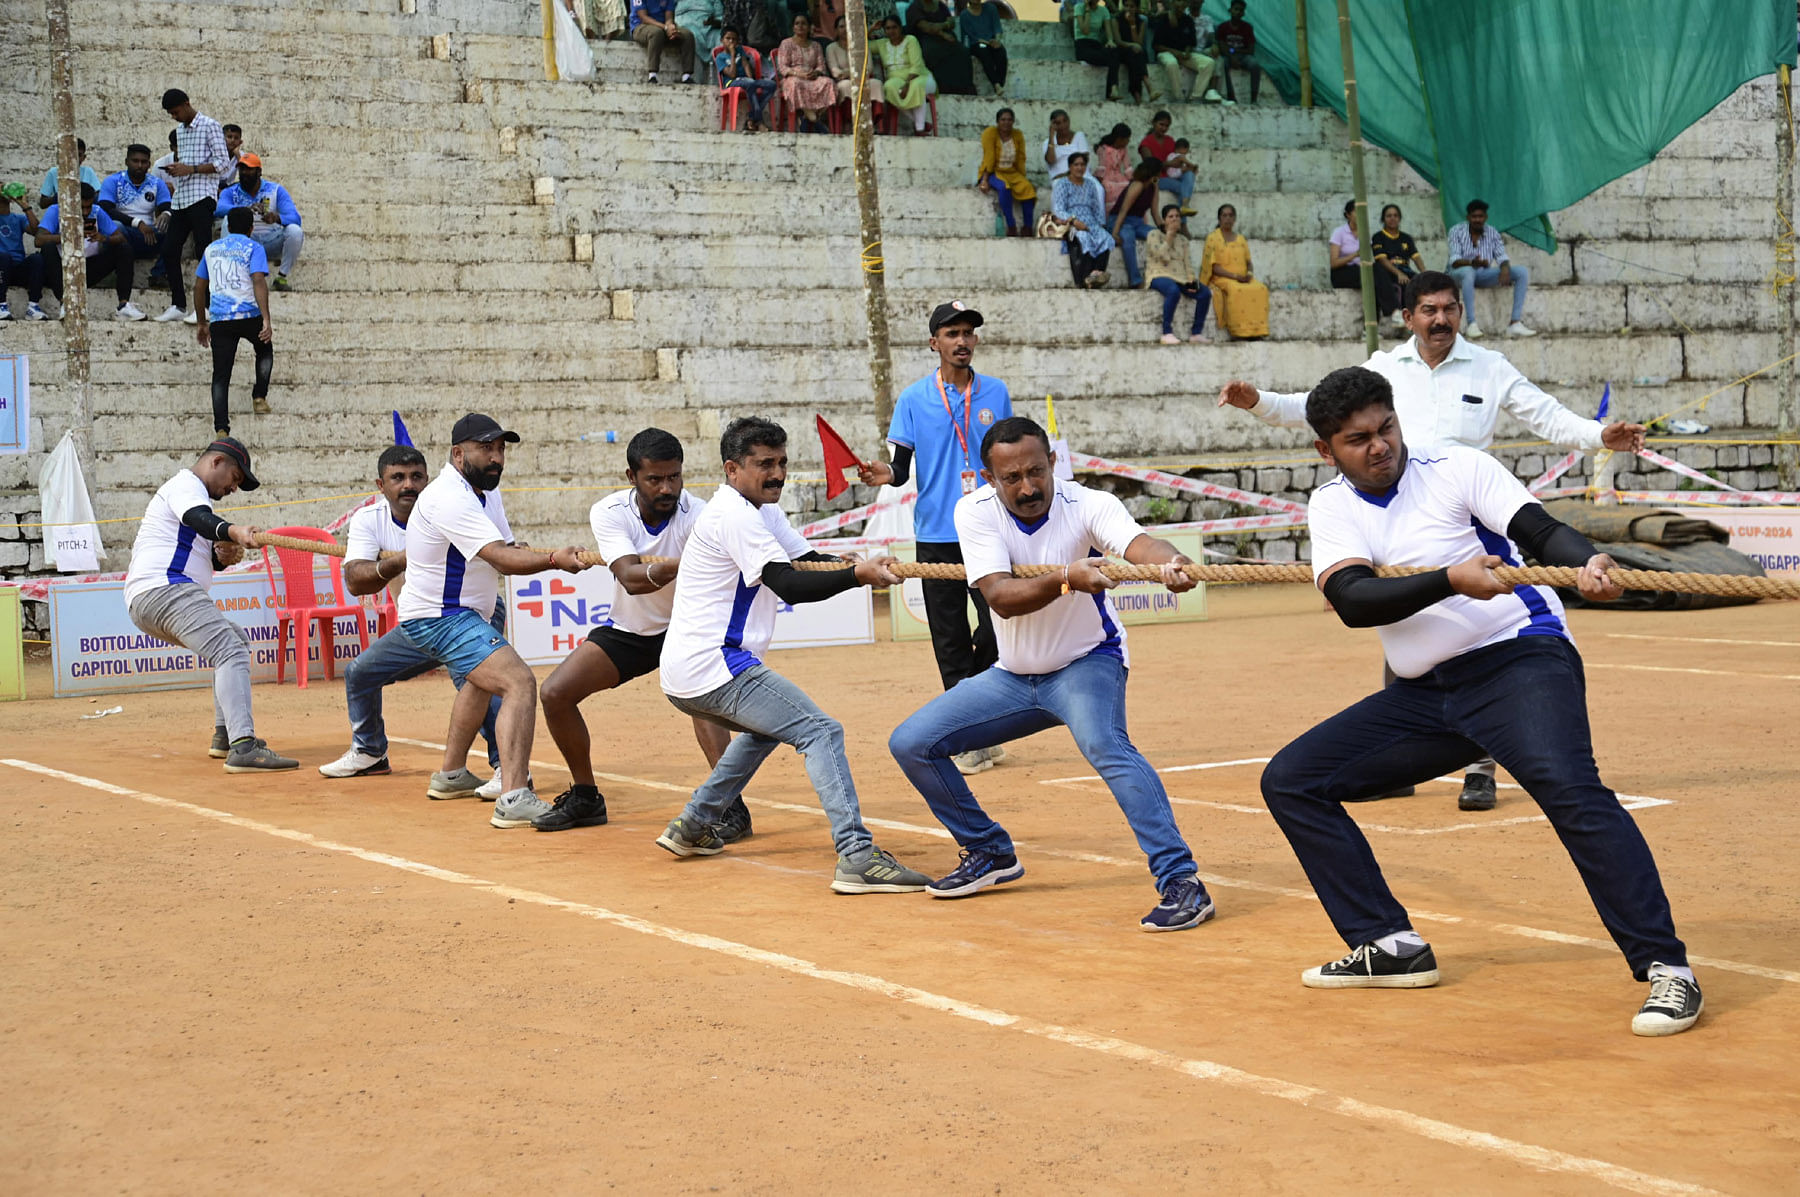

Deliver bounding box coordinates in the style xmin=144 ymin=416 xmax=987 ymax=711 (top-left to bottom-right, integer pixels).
xmin=926 ymin=848 xmax=1025 ymax=898
xmin=1139 ymin=874 xmax=1215 ymax=932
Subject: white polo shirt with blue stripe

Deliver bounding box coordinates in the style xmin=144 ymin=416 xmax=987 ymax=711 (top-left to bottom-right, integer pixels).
xmin=955 ymin=478 xmax=1141 ymax=676
xmin=590 ymin=488 xmax=705 ymax=637
xmin=123 ymin=469 xmax=218 ymax=606
xmin=397 ymin=463 xmax=515 ymax=623
xmin=660 ymin=484 xmax=811 ymax=700
xmin=1308 ymin=445 xmax=1569 ymax=679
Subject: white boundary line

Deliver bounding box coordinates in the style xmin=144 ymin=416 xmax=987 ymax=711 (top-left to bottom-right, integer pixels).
xmin=389 ymin=739 xmax=1798 ymax=987
xmin=1588 ymin=662 xmax=1800 ymax=682
xmin=0 ymin=757 xmax=1727 ymax=1197
xmin=1604 ymin=633 xmax=1800 ymax=649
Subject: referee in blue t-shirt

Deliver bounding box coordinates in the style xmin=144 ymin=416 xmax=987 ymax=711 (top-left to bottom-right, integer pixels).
xmin=860 ymin=301 xmax=1013 ymax=774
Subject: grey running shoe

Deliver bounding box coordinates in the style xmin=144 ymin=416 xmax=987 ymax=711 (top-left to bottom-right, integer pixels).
xmin=831 ymin=846 xmax=931 ymax=894
xmin=208 ymin=725 xmax=230 ymax=759
xmin=715 ymin=795 xmax=754 ymax=843
xmin=490 ymin=788 xmax=553 ymax=828
xmin=656 ymin=816 xmax=726 ymax=857
xmin=222 ymin=738 xmax=299 ymax=773
xmin=427 ymin=768 xmax=484 ymax=800
xmin=952 ymin=748 xmax=995 ymax=776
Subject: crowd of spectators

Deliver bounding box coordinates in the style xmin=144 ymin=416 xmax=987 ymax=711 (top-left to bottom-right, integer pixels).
xmin=1 ymin=88 xmax=304 ymax=325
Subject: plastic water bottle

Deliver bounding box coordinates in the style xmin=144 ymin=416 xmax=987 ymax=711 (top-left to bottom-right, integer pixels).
xmin=579 ymin=430 xmax=619 ymax=444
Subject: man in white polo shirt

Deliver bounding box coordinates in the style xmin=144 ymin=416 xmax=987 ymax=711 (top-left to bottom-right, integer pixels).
xmin=1217 ymin=269 xmax=1647 ymax=812
xmin=397 ymin=413 xmax=590 ymax=828
xmin=537 ymin=428 xmax=742 ymax=835
xmin=888 ymin=416 xmax=1214 ymax=932
xmin=122 ymin=437 xmax=298 ymax=772
xmin=1259 ymin=365 xmax=1700 ymax=1037
xmin=317 ymin=443 xmax=503 ymax=786
xmin=656 ymin=416 xmax=931 ymax=894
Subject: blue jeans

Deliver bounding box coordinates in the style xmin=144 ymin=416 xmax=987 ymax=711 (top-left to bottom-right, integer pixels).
xmin=1157 ymin=171 xmax=1195 ymax=209
xmin=1450 ymin=262 xmax=1529 ymax=324
xmin=364 ymin=610 xmax=503 ymax=766
xmin=1149 ymin=277 xmax=1210 ymax=335
xmin=1114 ymin=213 xmax=1153 ymax=286
xmin=985 ymin=175 xmax=1037 ymax=233
xmin=1260 ymin=637 xmax=1686 ymax=979
xmin=725 ymin=77 xmax=777 ymax=124
xmin=668 ymin=665 xmax=872 ymax=856
xmin=889 ymin=653 xmax=1197 ymax=887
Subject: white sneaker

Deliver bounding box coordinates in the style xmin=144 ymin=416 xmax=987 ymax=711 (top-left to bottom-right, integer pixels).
xmin=183 ymin=308 xmax=198 ymax=324
xmin=115 ymin=301 xmax=146 ymax=321
xmin=476 ymin=768 xmax=505 ymax=800
xmin=1506 ymin=320 xmax=1537 ymax=338
xmin=1202 ymin=89 xmax=1223 ymax=102
xmin=25 ymin=302 xmax=49 ymax=320
xmin=1463 ymin=321 xmax=1483 ymax=340
xmin=318 ymin=747 xmax=391 ymax=778
xmin=153 ymin=304 xmax=186 ymax=322
xmin=490 ymin=788 xmax=553 ymax=828
xmin=1160 ymin=332 xmax=1180 ymax=345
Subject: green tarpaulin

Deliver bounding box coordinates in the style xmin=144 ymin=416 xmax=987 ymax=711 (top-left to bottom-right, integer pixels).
xmin=1204 ymin=0 xmax=1795 ymax=250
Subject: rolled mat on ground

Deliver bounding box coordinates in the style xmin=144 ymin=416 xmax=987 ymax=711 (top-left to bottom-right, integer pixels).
xmin=1542 ymin=499 xmax=1766 ymax=611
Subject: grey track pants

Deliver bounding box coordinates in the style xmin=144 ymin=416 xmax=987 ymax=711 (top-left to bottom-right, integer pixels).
xmin=128 ymin=582 xmax=255 ymax=742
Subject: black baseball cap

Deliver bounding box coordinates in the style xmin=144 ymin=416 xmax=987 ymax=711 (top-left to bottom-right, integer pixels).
xmin=928 ymin=300 xmax=984 ymax=335
xmin=449 ymin=412 xmax=521 ymax=445
xmin=206 ymin=436 xmax=260 ymax=490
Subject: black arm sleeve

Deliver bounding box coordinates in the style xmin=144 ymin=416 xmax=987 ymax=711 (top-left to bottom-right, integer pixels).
xmin=887 ymin=444 xmax=914 ymax=487
xmin=180 ymin=505 xmax=233 ymax=541
xmin=796 ymin=550 xmax=838 ymax=563
xmin=1506 ymin=503 xmax=1598 ymax=568
xmin=761 ymin=560 xmax=861 ymax=605
xmin=1321 ymin=564 xmax=1456 ymax=628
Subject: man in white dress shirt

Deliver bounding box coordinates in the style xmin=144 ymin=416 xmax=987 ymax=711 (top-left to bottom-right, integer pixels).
xmin=1258 ymin=365 xmax=1701 ymax=1036
xmin=655 ymin=417 xmax=931 ymax=894
xmin=536 ymin=428 xmax=739 ymax=835
xmin=318 ymin=443 xmax=503 ymax=787
xmin=122 ymin=437 xmax=297 ymax=772
xmin=887 ymin=416 xmax=1214 ymax=931
xmin=1217 ymin=269 xmax=1646 ymax=812
xmin=396 ymin=413 xmax=590 ymax=828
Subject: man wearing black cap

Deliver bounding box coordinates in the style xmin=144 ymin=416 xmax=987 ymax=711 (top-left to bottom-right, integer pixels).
xmin=858 ymin=300 xmax=1013 ymax=775
xmin=122 ymin=438 xmax=299 ymax=772
xmin=396 ymin=413 xmax=591 ymax=828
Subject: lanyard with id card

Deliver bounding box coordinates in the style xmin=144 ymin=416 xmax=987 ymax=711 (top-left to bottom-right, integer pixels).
xmin=936 ymin=368 xmax=980 ymax=494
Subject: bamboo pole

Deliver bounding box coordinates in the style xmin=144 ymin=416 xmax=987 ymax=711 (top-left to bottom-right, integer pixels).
xmin=45 ymin=0 xmax=93 ymax=473
xmin=1336 ymin=0 xmax=1377 ymax=357
xmin=1778 ymin=65 xmax=1797 ymax=490
xmin=843 ymin=0 xmax=896 ymax=439
xmin=1295 ymin=1 xmax=1312 ymax=109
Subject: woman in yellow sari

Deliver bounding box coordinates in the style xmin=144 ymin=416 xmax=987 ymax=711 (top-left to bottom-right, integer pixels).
xmin=1199 ymin=203 xmax=1269 ymax=339
xmin=977 ymin=107 xmax=1036 ymax=235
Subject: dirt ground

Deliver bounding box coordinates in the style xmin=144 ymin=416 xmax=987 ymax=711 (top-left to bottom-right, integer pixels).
xmin=3 ymin=585 xmax=1796 ymax=1195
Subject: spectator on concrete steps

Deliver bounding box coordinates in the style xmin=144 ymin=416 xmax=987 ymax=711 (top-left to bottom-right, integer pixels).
xmin=594 ymin=0 xmax=630 ymax=39
xmin=221 ymin=124 xmax=242 ymax=192
xmin=156 ymin=87 xmax=230 ymax=325
xmin=958 ymin=0 xmax=1007 ymax=97
xmin=778 ymin=15 xmax=837 ymax=130
xmin=631 ymin=0 xmax=698 ymax=83
xmin=1200 ymin=202 xmax=1268 ymax=338
xmin=1044 ymin=109 xmax=1091 ymax=185
xmin=1052 ymin=152 xmax=1114 ymax=289
xmin=878 ymin=18 xmax=937 ymax=135
xmin=717 ymin=26 xmax=778 ymax=131
xmin=1138 ymin=110 xmax=1196 ymax=215
xmin=825 ymin=34 xmax=881 ymax=109
xmin=1096 ymin=123 xmax=1132 ymax=212
xmin=1447 ymin=197 xmax=1534 ymax=339
xmin=978 ymin=108 xmax=1037 ymax=236
xmin=1371 ymin=203 xmax=1424 ymax=327
xmin=195 ymin=207 xmax=274 ymax=432
xmin=1214 ymin=0 xmax=1260 ymax=104
xmin=908 ymin=0 xmax=974 ymax=95
xmin=1108 ymin=156 xmax=1161 ymax=288
xmin=1071 ymin=0 xmax=1124 ymax=101
xmin=1114 ymin=0 xmax=1156 ymax=102
xmin=34 ymin=182 xmax=129 ymax=321
xmin=215 ymin=154 xmax=303 ymax=292
xmin=0 ymin=187 xmax=47 ymax=321
xmin=676 ymin=0 xmax=725 ymax=59
xmin=38 ymin=138 xmax=102 ymax=211
xmin=1150 ymin=0 xmax=1218 ymax=103
xmin=96 ymin=144 xmax=172 ymax=320
xmin=1328 ymin=197 xmax=1364 ymax=293
xmin=1145 ymin=202 xmax=1210 ymax=342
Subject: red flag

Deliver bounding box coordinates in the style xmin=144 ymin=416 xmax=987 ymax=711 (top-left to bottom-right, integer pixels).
xmin=816 ymin=415 xmax=863 ymax=500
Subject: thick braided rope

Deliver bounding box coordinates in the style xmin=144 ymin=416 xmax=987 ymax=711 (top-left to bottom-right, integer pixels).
xmin=248 ymin=534 xmax=1800 ymax=600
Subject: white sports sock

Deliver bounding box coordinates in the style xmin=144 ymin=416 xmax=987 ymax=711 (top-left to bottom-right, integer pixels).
xmin=1649 ymin=962 xmax=1696 ymax=983
xmin=1373 ymin=930 xmax=1426 ymax=955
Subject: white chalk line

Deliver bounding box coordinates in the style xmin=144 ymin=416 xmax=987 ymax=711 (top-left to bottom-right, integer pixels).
xmin=1604 ymin=632 xmax=1800 ymax=649
xmin=387 ymin=740 xmax=1798 ymax=987
xmin=1589 ymin=662 xmax=1800 ymax=682
xmin=0 ymin=757 xmax=1727 ymax=1197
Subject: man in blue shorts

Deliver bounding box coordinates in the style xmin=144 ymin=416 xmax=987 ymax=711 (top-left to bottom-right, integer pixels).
xmin=397 ymin=413 xmax=590 ymax=828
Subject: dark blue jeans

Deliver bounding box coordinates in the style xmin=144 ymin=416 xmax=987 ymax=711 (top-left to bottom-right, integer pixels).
xmin=1149 ymin=277 xmax=1210 ymax=335
xmin=1260 ymin=636 xmax=1686 ymax=979
xmin=889 ymin=653 xmax=1197 ymax=887
xmin=345 ymin=609 xmax=502 ymax=767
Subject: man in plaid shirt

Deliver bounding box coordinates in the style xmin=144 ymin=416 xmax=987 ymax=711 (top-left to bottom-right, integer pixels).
xmin=154 ymin=87 xmax=230 ymax=325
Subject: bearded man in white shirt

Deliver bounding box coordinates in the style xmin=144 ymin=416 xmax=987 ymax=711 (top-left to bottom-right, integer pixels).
xmin=1217 ymin=269 xmax=1646 ymax=813
xmin=887 ymin=416 xmax=1215 ymax=933
xmin=1257 ymin=364 xmax=1701 ymax=1038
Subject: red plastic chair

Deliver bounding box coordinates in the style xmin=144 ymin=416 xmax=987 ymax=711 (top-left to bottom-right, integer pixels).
xmin=880 ymin=92 xmax=936 ymax=136
xmin=261 ymin=525 xmax=369 ymax=688
xmin=715 ymin=46 xmax=769 ymax=132
xmin=372 ymin=593 xmax=400 ymax=639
